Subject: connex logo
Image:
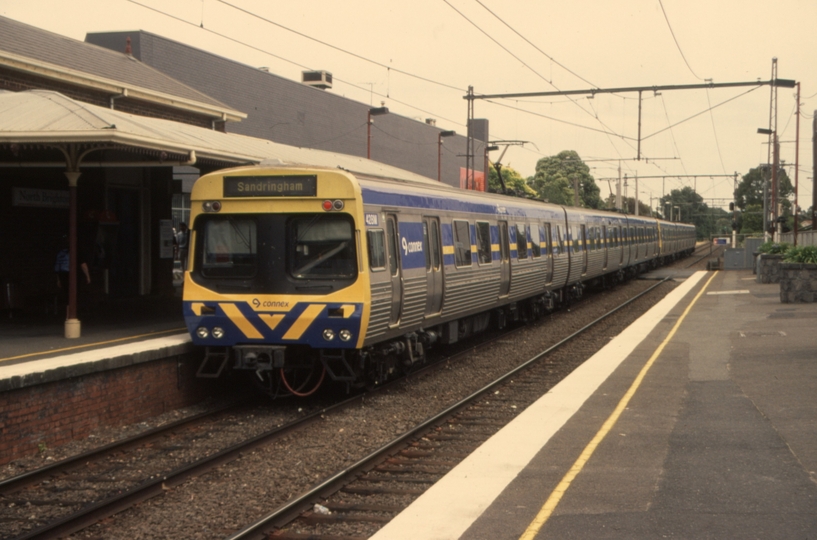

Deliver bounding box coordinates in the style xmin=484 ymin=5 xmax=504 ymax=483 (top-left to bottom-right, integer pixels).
xmin=252 ymin=299 xmax=290 ymax=309
xmin=402 ymin=237 xmax=423 ymax=256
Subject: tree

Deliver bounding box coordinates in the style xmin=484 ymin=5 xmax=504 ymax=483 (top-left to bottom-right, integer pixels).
xmin=735 ymin=165 xmax=794 ymax=214
xmin=602 ymin=194 xmax=651 ymax=216
xmin=659 ymin=186 xmax=722 ymax=240
xmin=530 ymin=150 xmax=602 ymax=208
xmin=487 ymin=163 xmax=537 ymax=198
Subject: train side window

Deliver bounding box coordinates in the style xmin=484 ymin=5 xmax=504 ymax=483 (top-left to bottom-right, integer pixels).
xmin=530 ymin=224 xmax=541 ymax=258
xmin=476 ymin=221 xmax=492 ymax=264
xmin=554 ymin=225 xmax=563 ymax=255
xmin=367 ymin=229 xmax=386 ymax=271
xmin=629 ymin=227 xmax=635 ymax=245
xmin=516 ymin=223 xmax=528 ymax=259
xmin=601 ymin=226 xmax=607 ymax=249
xmin=453 ymin=219 xmax=472 ymax=267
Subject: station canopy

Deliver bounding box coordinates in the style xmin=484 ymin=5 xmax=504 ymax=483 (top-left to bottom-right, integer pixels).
xmin=0 ymin=89 xmax=437 ymax=184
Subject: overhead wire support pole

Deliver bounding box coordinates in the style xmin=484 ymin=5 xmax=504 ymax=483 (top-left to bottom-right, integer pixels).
xmin=464 ymin=78 xmax=795 ymax=164
xmin=465 ymin=79 xmax=795 ymax=101
xmin=637 ymin=90 xmax=642 ymax=160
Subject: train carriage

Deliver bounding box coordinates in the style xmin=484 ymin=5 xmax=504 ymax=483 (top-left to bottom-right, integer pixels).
xmin=183 ymin=162 xmax=695 ymax=396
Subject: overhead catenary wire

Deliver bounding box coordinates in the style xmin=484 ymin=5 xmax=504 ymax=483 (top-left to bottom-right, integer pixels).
xmin=657 ymin=0 xmax=705 ymax=81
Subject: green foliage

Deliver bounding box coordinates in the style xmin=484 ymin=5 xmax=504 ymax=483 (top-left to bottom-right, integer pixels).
xmin=782 ymin=246 xmax=817 ymax=264
xmin=487 ymin=163 xmax=537 ymax=198
xmin=658 ymin=186 xmax=724 ymax=240
xmin=530 ymin=150 xmax=602 ymax=208
xmin=602 ymin=194 xmax=651 ymax=215
xmin=740 ymin=204 xmax=764 ymax=234
xmin=757 ymin=241 xmax=791 ymax=254
xmin=735 ymin=166 xmax=794 ymax=212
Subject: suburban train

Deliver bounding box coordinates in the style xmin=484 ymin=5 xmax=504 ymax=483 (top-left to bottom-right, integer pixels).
xmin=182 ymin=159 xmax=695 ymax=397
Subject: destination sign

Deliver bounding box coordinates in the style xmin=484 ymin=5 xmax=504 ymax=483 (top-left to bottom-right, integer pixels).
xmin=224 ymin=175 xmax=317 ymax=197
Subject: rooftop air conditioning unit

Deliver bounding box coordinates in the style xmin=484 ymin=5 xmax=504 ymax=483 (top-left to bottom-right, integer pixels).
xmin=302 ymin=70 xmax=333 ymax=90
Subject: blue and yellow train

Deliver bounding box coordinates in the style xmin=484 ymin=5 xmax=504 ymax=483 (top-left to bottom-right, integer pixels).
xmin=183 ymin=161 xmax=695 ymax=396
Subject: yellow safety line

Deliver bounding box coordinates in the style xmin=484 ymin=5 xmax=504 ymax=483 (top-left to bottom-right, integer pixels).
xmin=519 ymin=271 xmax=718 ymax=540
xmin=0 ymin=327 xmax=187 ymax=364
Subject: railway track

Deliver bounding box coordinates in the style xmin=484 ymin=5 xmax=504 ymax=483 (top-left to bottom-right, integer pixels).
xmin=0 ymin=315 xmax=540 ymax=540
xmin=1 ymin=265 xmax=691 ymax=539
xmin=227 ymin=278 xmax=674 ymax=540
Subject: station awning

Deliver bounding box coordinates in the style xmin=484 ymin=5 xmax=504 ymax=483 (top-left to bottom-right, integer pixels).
xmin=0 ymin=89 xmax=437 ymax=184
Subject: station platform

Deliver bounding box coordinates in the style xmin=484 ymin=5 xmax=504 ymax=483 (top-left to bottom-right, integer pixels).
xmin=0 ymin=295 xmax=191 ymax=391
xmin=372 ymin=269 xmax=817 ymax=539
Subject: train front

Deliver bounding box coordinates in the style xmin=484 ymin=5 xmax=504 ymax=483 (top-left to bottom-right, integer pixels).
xmin=182 ymin=166 xmax=369 ymax=396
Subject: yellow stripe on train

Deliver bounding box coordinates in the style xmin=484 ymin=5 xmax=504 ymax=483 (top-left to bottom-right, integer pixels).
xmin=220 ymin=303 xmax=264 ymax=339
xmin=283 ymin=304 xmax=327 ymax=340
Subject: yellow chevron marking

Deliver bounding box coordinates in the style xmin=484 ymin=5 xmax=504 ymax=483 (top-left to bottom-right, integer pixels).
xmin=220 ymin=303 xmax=263 ymax=339
xmin=283 ymin=304 xmax=326 ymax=340
xmin=259 ymin=313 xmax=285 ymax=331
xmin=442 ymin=245 xmax=454 ymax=255
xmin=191 ymin=302 xmax=205 ymax=316
xmin=341 ymin=304 xmax=356 ymax=318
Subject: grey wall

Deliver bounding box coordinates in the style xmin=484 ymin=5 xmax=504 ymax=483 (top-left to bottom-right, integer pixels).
xmin=87 ymin=31 xmax=486 ymax=187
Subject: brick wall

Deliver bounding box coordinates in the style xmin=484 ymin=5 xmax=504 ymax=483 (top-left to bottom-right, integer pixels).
xmin=0 ymin=355 xmax=226 ymax=465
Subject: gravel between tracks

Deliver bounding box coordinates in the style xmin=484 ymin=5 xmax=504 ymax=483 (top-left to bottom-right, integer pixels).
xmin=6 ymin=273 xmax=691 ymax=540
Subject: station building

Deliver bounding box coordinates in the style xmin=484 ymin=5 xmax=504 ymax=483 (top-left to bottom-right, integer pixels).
xmin=0 ymin=16 xmax=489 ymax=334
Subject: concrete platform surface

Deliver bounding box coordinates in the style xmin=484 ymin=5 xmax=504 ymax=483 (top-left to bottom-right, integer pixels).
xmin=372 ymin=270 xmax=817 ymax=540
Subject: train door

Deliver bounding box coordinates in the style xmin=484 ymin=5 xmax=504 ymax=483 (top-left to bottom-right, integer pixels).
xmin=544 ymin=223 xmax=553 ymax=284
xmin=386 ymin=214 xmax=402 ymax=326
xmin=423 ymin=217 xmax=443 ymax=317
xmin=619 ymin=226 xmax=625 ymax=265
xmin=580 ymin=224 xmax=588 ymax=275
xmin=602 ymin=225 xmax=608 ymax=270
xmin=498 ymin=221 xmax=511 ymax=297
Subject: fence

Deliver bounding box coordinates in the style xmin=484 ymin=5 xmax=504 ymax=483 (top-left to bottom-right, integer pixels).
xmin=779 ymin=230 xmax=817 ymax=247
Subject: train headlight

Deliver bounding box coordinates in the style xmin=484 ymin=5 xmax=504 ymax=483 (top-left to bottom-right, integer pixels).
xmin=196 ymin=327 xmax=210 ymax=339
xmin=338 ymin=329 xmax=353 ymax=342
xmin=212 ymin=327 xmax=225 ymax=339
xmin=202 ymin=201 xmax=222 ymax=212
xmin=322 ymin=329 xmax=336 ymax=341
xmin=333 ymin=199 xmax=344 ymax=211
xmin=322 ymin=200 xmax=334 ymax=211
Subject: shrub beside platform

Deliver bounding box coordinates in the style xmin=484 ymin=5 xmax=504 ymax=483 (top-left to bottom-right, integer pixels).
xmin=779 ymin=263 xmax=817 ymax=303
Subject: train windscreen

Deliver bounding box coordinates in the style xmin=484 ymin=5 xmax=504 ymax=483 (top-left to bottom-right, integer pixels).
xmin=193 ymin=213 xmax=357 ymax=294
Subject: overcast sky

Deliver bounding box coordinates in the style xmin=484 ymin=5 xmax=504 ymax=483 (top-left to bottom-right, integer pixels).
xmin=3 ymin=0 xmax=815 ymax=211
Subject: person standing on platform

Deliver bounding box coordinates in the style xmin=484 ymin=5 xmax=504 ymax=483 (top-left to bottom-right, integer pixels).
xmin=55 ymin=237 xmax=90 ymax=317
xmin=176 ymin=222 xmax=190 ymax=270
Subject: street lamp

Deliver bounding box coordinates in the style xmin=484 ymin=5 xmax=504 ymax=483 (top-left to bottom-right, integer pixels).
xmin=437 ymin=130 xmax=456 ymax=182
xmin=757 ymin=127 xmax=779 ymax=241
xmin=673 ymin=205 xmax=680 ymax=222
xmin=367 ymin=106 xmax=389 ymax=159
